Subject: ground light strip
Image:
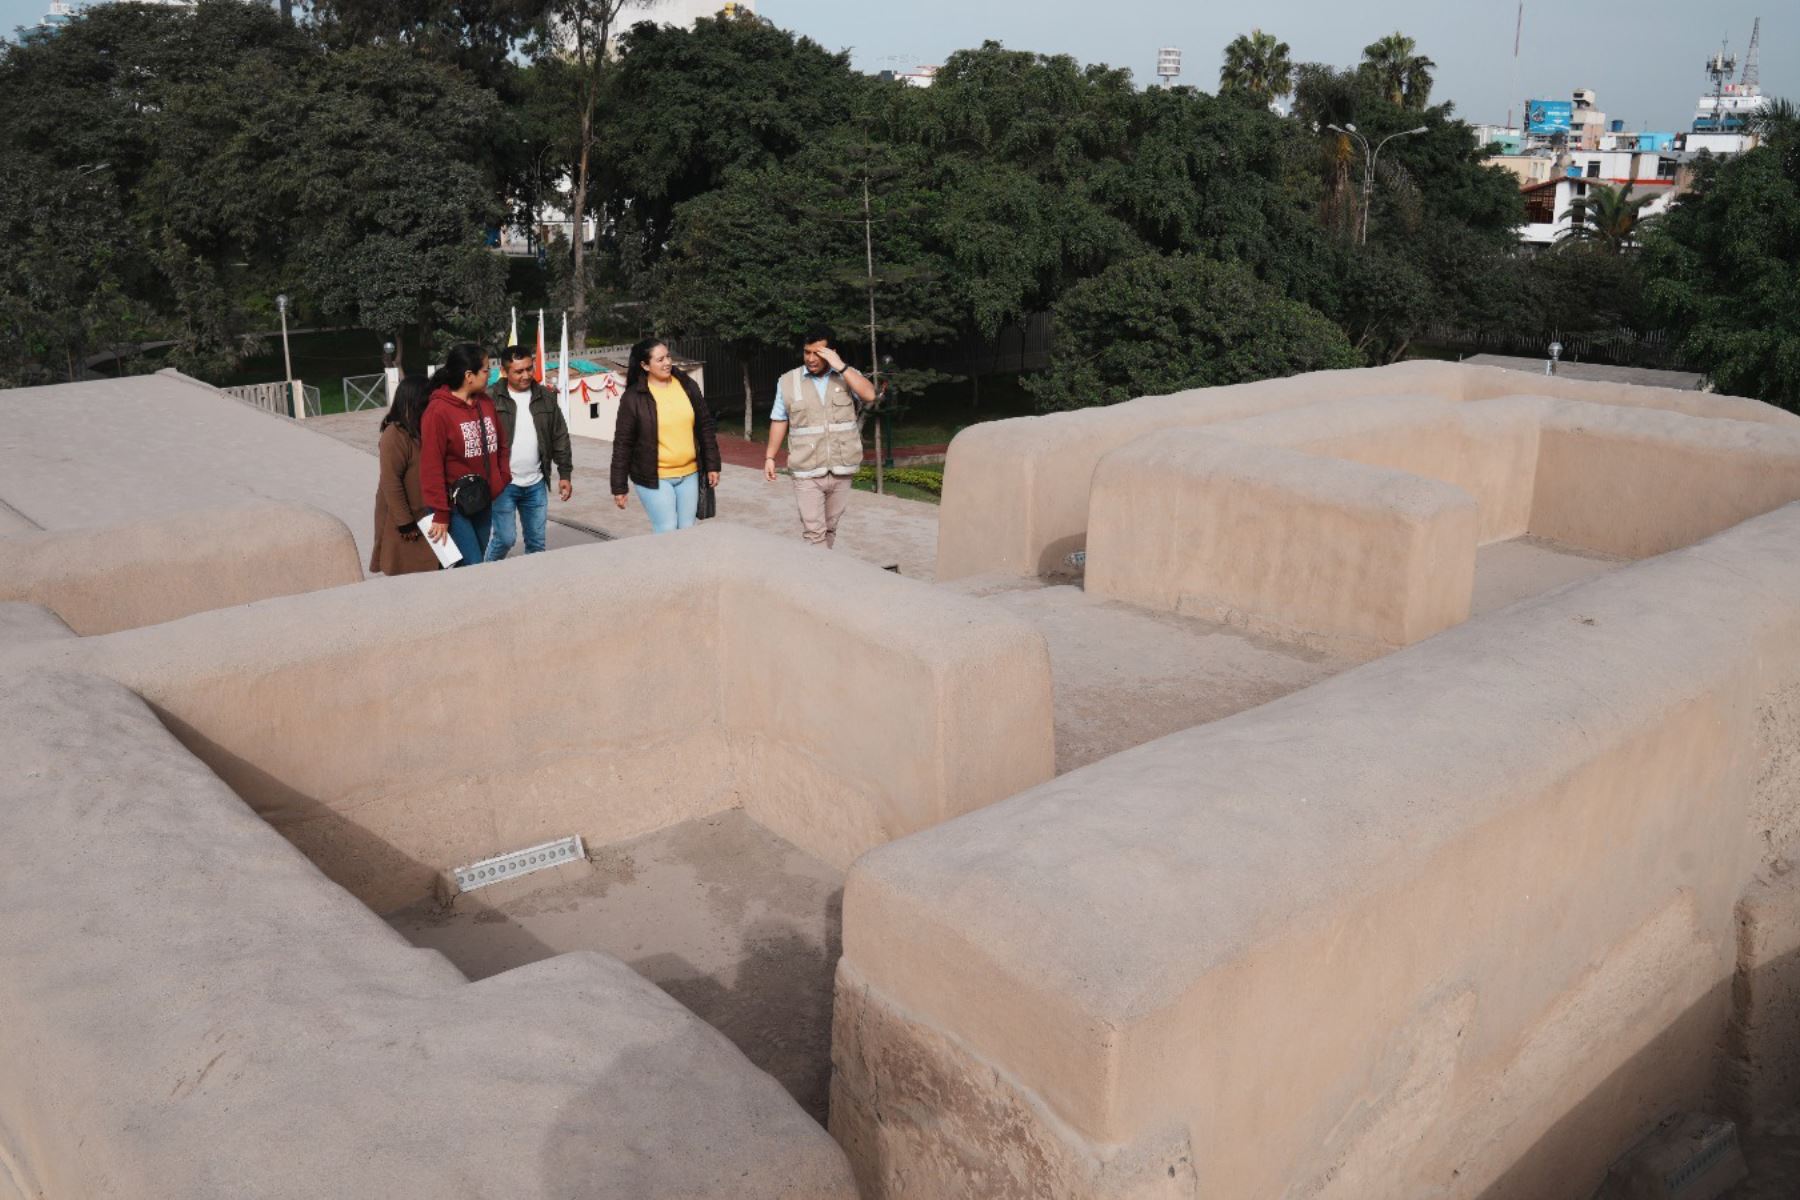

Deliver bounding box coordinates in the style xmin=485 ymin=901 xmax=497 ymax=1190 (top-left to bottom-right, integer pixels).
xmin=452 ymin=836 xmax=587 ymax=893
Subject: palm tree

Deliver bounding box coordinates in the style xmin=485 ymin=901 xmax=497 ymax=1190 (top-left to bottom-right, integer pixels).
xmin=1558 ymin=182 xmax=1658 ymax=253
xmin=1292 ymin=64 xmax=1362 ymax=240
xmin=1219 ymin=29 xmax=1294 ymax=104
xmin=1359 ymin=32 xmax=1435 ymax=109
xmin=1748 ymin=97 xmax=1800 ymax=181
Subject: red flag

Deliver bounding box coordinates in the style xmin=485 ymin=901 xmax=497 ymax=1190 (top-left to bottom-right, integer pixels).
xmin=534 ymin=309 xmax=546 ymax=384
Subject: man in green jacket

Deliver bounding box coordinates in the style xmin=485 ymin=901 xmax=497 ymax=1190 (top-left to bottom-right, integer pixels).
xmin=486 ymin=345 xmax=574 ymax=560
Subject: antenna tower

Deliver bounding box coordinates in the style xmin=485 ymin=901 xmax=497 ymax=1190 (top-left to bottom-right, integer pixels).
xmin=1740 ymin=17 xmax=1760 ymax=91
xmin=1704 ymin=39 xmax=1736 ymax=131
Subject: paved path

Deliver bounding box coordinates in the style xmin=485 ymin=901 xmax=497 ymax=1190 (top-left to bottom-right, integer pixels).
xmin=1463 ymin=354 xmax=1705 ymax=390
xmin=712 ymin=431 xmax=950 ymax=471
xmin=304 ymin=413 xmax=942 ymax=579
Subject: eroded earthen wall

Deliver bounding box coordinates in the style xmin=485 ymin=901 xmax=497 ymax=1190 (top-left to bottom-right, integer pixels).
xmin=835 ymin=504 xmax=1800 ymax=1200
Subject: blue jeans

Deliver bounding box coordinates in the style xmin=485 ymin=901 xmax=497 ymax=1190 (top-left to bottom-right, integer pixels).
xmin=634 ymin=472 xmax=699 ymax=534
xmin=447 ymin=507 xmax=492 ymax=568
xmin=486 ymin=479 xmax=549 ymax=561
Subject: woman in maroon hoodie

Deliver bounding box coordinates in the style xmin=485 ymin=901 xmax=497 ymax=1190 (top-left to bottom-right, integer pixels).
xmin=420 ymin=343 xmax=511 ymax=567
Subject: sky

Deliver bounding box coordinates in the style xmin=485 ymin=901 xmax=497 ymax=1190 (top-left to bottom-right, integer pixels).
xmin=761 ymin=0 xmax=1791 ymax=133
xmin=1 ymin=0 xmax=1790 ymax=134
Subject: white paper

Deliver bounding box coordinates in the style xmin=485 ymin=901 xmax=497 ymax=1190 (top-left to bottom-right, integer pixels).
xmin=418 ymin=520 xmax=462 ymax=568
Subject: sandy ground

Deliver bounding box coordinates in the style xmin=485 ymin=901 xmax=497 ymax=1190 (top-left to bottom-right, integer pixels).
xmin=1726 ymin=1112 xmax=1800 ymax=1199
xmin=388 ymin=811 xmax=843 ymax=1124
xmin=949 ymin=576 xmax=1349 ymax=773
xmin=1471 ymin=535 xmax=1625 ymax=617
xmin=306 ymin=411 xmax=942 ymax=578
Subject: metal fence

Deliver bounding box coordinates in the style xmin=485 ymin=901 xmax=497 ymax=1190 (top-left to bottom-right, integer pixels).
xmin=220 ymin=380 xmax=322 ymax=419
xmin=342 ymin=373 xmax=387 ymax=413
xmin=221 ymin=381 xmax=293 ymax=417
xmin=1420 ymin=325 xmax=1693 ymax=372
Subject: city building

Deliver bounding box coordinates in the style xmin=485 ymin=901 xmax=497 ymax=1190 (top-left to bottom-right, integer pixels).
xmin=38 ymin=0 xmax=193 ymax=29
xmin=875 ymin=65 xmax=938 ymax=88
xmin=1481 ymin=25 xmax=1772 ymax=249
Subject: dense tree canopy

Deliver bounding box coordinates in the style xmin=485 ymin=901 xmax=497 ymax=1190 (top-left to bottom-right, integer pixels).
xmin=0 ymin=6 xmax=1789 ymax=407
xmin=1643 ymin=139 xmax=1800 ymax=407
xmin=1028 ymin=255 xmax=1358 ymax=410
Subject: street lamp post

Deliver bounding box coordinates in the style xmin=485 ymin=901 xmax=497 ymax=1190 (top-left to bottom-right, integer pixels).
xmin=1326 ymin=123 xmax=1429 ymax=245
xmin=276 ymin=293 xmax=298 ymax=418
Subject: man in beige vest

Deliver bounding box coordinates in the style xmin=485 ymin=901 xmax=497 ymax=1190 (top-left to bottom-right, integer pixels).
xmin=763 ymin=327 xmax=878 ymax=548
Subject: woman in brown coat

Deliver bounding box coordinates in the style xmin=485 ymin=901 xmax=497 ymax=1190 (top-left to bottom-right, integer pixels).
xmin=370 ymin=376 xmax=442 ymax=576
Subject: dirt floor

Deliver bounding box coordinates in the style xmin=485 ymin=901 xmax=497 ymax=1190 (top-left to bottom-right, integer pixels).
xmin=947 ymin=576 xmax=1348 ymax=773
xmin=1725 ymin=1111 xmax=1800 ymax=1199
xmin=387 ymin=811 xmax=843 ymax=1124
xmin=1471 ymin=535 xmax=1626 ymax=617
xmin=950 ymin=537 xmax=1628 ymax=776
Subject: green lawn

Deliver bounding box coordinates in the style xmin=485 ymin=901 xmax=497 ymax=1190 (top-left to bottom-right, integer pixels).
xmin=216 ymin=328 xmax=392 ymax=415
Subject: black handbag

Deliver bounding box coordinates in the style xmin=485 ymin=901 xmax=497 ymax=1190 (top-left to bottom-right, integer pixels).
xmin=696 ymin=472 xmax=717 ymax=521
xmin=448 ymin=401 xmax=497 ymax=517
xmin=450 ymin=473 xmax=491 ymax=517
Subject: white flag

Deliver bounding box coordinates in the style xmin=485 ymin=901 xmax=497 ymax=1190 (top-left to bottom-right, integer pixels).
xmin=558 ymin=311 xmax=571 ymax=426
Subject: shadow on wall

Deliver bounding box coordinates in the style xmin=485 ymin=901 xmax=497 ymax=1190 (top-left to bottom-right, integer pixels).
xmin=151 ymin=705 xmax=441 ymax=909
xmin=1475 ymin=945 xmax=1800 ymax=1200
xmin=1472 ymin=978 xmax=1731 ymax=1200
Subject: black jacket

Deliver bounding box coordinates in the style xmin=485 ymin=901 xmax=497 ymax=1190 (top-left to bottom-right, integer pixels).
xmin=610 ymin=371 xmax=721 ymax=494
xmin=492 ymin=383 xmax=574 ymax=487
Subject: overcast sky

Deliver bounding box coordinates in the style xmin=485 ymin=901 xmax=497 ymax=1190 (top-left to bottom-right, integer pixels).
xmin=2 ymin=0 xmax=1789 ymax=133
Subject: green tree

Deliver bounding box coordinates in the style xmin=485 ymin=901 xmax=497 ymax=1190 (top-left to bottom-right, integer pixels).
xmin=655 ymin=134 xmax=957 ymax=431
xmin=1643 ymin=139 xmax=1800 ymax=407
xmin=309 ymin=0 xmax=550 ymax=73
xmin=1359 ymin=33 xmax=1435 ymax=110
xmin=1218 ymin=29 xmax=1293 ymax=105
xmin=1558 ymin=182 xmax=1658 ymax=253
xmin=597 ymin=11 xmax=867 ymax=257
xmin=1027 ymin=254 xmax=1358 ymax=411
xmin=541 ymin=0 xmax=643 ymax=345
xmin=0 ymin=0 xmax=317 ymax=375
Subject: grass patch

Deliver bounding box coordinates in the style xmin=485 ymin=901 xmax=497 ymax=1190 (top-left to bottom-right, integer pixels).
xmin=851 ymin=465 xmax=942 ymax=505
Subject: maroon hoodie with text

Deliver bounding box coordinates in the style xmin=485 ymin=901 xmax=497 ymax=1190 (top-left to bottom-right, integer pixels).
xmin=420 ymin=387 xmax=511 ymax=519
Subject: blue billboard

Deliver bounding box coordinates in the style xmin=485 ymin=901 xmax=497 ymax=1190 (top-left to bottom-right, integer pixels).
xmin=1526 ymin=100 xmax=1573 ymax=135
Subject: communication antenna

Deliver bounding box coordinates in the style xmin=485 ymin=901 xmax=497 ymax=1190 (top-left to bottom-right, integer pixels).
xmin=1740 ymin=17 xmax=1761 ymax=91
xmin=1156 ymin=47 xmax=1182 ymax=88
xmin=1508 ymin=1 xmax=1523 ymax=129
xmin=1704 ymin=39 xmax=1736 ymax=131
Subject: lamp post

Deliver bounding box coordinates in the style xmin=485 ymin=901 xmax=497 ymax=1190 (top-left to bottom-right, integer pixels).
xmin=276 ymin=293 xmax=298 ymax=418
xmin=382 ymin=339 xmax=399 ymax=403
xmin=1546 ymin=340 xmax=1563 ymax=376
xmin=276 ymin=294 xmax=294 ymax=382
xmin=1326 ymin=123 xmax=1429 ymax=244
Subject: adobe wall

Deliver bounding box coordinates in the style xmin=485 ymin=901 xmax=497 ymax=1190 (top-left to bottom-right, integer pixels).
xmin=0 ymin=665 xmax=858 ymax=1200
xmin=12 ymin=523 xmax=1054 ymax=913
xmin=0 ymin=503 xmax=364 ymax=635
xmin=1530 ymin=402 xmax=1800 ymax=560
xmin=1086 ymin=396 xmax=1800 ymax=656
xmin=1086 ymin=433 xmax=1478 ymax=656
xmin=936 ymin=361 xmax=1799 ymax=582
xmin=834 ymin=504 xmax=1800 ymax=1200
xmin=0 ymin=371 xmax=390 ymax=567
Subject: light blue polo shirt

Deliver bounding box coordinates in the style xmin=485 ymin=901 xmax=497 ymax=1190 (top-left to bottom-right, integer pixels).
xmin=771 ymin=368 xmax=851 ymax=422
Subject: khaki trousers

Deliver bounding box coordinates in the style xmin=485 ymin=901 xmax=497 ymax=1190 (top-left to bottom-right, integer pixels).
xmin=793 ymin=472 xmax=853 ymax=548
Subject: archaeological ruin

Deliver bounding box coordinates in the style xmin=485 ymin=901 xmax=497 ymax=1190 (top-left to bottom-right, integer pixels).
xmin=4 ymin=360 xmax=1799 ymax=1198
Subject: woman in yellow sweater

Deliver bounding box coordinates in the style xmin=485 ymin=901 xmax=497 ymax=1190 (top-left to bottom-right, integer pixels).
xmin=609 ymin=338 xmax=722 ymax=533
